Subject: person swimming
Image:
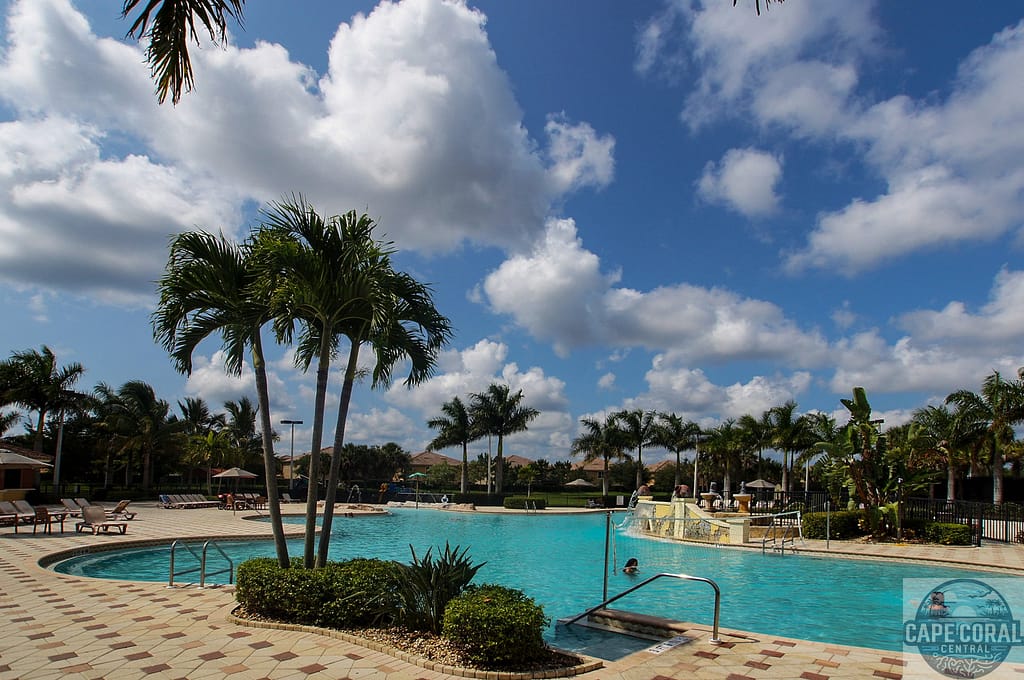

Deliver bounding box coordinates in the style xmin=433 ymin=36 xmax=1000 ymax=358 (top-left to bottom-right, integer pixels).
xmin=623 ymin=557 xmax=639 ymax=574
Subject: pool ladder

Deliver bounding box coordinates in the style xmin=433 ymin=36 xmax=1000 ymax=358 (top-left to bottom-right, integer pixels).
xmin=168 ymin=540 xmax=235 ymax=588
xmin=761 ymin=510 xmax=804 ymax=555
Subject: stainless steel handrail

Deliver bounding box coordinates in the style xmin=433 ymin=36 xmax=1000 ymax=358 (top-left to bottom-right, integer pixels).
xmin=760 ymin=510 xmax=803 ymax=554
xmin=169 ymin=539 xmax=234 ymax=588
xmin=562 ymin=572 xmax=722 ymax=644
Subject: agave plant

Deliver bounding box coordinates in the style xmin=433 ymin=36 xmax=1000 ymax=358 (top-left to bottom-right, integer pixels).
xmin=394 ymin=542 xmax=484 ymax=634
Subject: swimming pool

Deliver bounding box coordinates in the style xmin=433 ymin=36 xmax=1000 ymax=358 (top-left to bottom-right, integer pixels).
xmin=54 ymin=509 xmax=985 ymax=651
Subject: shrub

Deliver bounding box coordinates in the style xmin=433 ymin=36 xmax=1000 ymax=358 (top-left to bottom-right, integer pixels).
xmin=502 ymin=496 xmax=546 ymax=510
xmin=394 ymin=543 xmax=484 ymax=634
xmin=926 ymin=522 xmax=973 ymax=546
xmin=443 ymin=584 xmax=549 ymax=667
xmin=235 ymin=557 xmax=403 ymax=628
xmin=801 ymin=510 xmax=866 ymax=539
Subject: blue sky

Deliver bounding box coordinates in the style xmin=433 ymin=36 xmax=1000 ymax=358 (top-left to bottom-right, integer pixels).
xmin=1 ymin=0 xmax=1023 ymax=464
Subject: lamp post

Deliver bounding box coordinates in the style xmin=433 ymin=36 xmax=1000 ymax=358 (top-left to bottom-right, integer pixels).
xmin=281 ymin=419 xmax=303 ymax=489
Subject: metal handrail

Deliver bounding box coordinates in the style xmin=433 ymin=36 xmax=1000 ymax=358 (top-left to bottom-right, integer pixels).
xmin=761 ymin=510 xmax=803 ymax=555
xmin=562 ymin=572 xmax=722 ymax=644
xmin=169 ymin=540 xmax=234 ymax=588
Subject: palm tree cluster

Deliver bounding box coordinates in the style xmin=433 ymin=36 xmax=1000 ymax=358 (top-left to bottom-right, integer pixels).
xmin=426 ymin=385 xmax=539 ymax=495
xmin=150 ymin=194 xmax=451 ymax=569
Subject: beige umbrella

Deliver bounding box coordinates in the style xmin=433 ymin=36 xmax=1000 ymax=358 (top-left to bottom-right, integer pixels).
xmin=565 ymin=478 xmax=595 ymax=488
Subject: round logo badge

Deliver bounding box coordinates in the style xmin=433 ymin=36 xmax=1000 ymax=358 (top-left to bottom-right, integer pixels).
xmin=904 ymin=578 xmax=1024 ymax=678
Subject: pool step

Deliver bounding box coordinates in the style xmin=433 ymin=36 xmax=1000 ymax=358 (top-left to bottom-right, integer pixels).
xmin=584 ymin=608 xmax=697 ymax=640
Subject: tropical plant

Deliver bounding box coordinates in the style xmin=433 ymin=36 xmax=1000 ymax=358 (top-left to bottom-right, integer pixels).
xmin=256 ymin=196 xmax=451 ymax=568
xmin=570 ymin=414 xmax=628 ymax=496
xmin=653 ymin=413 xmax=702 ymax=490
xmin=0 ymin=345 xmax=89 ymax=454
xmin=911 ymin=404 xmax=966 ymax=502
xmin=704 ymin=419 xmax=745 ymax=497
xmin=394 ymin=543 xmax=484 ymax=635
xmin=223 ymin=396 xmax=264 ymax=470
xmin=151 ymin=229 xmax=289 ymax=567
xmin=121 ymin=0 xmax=246 ymax=105
xmin=738 ymin=410 xmax=773 ymax=481
xmin=769 ymin=400 xmax=811 ymax=493
xmin=469 ymin=384 xmax=539 ymax=494
xmin=427 ymin=396 xmax=479 ymax=493
xmin=612 ymin=409 xmax=658 ymax=489
xmin=93 ymin=380 xmax=184 ymax=488
xmin=946 ymin=371 xmax=1024 ymax=505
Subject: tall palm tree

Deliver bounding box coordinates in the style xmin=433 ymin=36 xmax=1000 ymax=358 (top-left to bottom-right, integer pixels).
xmin=427 ymin=397 xmax=479 ymax=494
xmin=769 ymin=400 xmax=809 ymax=493
xmin=121 ymin=0 xmax=246 ymax=105
xmin=257 ymin=197 xmax=451 ymax=568
xmin=738 ymin=410 xmax=773 ymax=481
xmin=152 ymin=229 xmax=290 ymax=568
xmin=0 ymin=345 xmax=87 ymax=453
xmin=469 ymin=384 xmax=539 ymax=494
xmin=177 ymin=397 xmax=226 ymax=490
xmin=704 ymin=419 xmax=744 ymax=499
xmin=912 ymin=404 xmax=967 ymax=502
xmin=571 ymin=415 xmax=629 ymax=496
xmin=798 ymin=412 xmax=838 ymax=492
xmin=654 ymin=413 xmax=702 ymax=490
xmin=946 ymin=371 xmax=1024 ymax=505
xmin=612 ymin=409 xmax=658 ymax=490
xmin=94 ymin=380 xmax=183 ymax=488
xmin=223 ymin=397 xmax=264 ymax=469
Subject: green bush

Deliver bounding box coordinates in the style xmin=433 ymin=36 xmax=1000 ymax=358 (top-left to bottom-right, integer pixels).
xmin=394 ymin=543 xmax=484 ymax=634
xmin=801 ymin=510 xmax=867 ymax=539
xmin=443 ymin=584 xmax=549 ymax=667
xmin=235 ymin=557 xmax=403 ymax=628
xmin=502 ymin=496 xmax=546 ymax=510
xmin=926 ymin=522 xmax=973 ymax=546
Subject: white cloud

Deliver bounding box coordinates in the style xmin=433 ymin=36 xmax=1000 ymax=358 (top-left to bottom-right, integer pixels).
xmin=0 ymin=0 xmax=613 ymax=300
xmin=696 ymin=147 xmax=782 ymax=217
xmin=598 ymin=372 xmax=616 ymax=390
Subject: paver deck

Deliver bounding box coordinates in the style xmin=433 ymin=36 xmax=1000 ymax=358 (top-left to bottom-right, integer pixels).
xmin=2 ymin=502 xmax=1023 ymax=679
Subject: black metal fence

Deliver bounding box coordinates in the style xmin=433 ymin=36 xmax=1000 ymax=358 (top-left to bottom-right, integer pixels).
xmin=903 ymin=497 xmax=1024 ymax=546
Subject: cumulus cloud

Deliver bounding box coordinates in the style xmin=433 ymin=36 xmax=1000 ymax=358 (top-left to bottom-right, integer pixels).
xmin=0 ymin=0 xmax=613 ymax=301
xmin=696 ymin=147 xmax=782 ymax=217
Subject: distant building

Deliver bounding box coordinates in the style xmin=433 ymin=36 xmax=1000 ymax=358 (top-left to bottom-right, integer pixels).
xmin=504 ymin=454 xmax=533 ymax=468
xmin=409 ymin=450 xmax=460 ymax=475
xmin=647 ymin=459 xmax=675 ymax=475
xmin=570 ymin=458 xmax=606 ymax=485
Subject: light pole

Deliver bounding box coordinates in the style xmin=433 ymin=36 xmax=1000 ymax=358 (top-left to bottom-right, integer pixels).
xmin=281 ymin=419 xmax=303 ymax=489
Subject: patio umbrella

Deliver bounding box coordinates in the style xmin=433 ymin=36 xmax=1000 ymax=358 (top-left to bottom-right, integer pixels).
xmin=408 ymin=472 xmax=427 ymax=508
xmin=0 ymin=449 xmax=52 ymax=469
xmin=212 ymin=467 xmax=259 ymax=503
xmin=745 ymin=479 xmax=775 ymax=489
xmin=564 ymin=478 xmax=595 ymax=488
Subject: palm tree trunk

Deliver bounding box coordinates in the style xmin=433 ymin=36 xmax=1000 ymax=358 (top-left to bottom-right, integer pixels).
xmin=635 ymin=447 xmax=644 ymax=490
xmin=33 ymin=410 xmax=46 ymax=452
xmin=993 ymin=433 xmax=1004 ymax=505
xmin=781 ymin=451 xmax=789 ymax=493
xmin=460 ymin=442 xmax=468 ymax=494
xmin=317 ymin=341 xmax=361 ymax=568
xmin=946 ymin=460 xmax=956 ymax=502
xmin=495 ymin=435 xmax=504 ymax=494
xmin=252 ymin=333 xmax=289 ymax=568
xmin=303 ymin=337 xmax=332 ymax=568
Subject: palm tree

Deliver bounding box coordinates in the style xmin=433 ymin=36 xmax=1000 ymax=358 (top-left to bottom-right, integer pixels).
xmin=738 ymin=410 xmax=773 ymax=481
xmin=121 ymin=0 xmax=245 ymax=105
xmin=223 ymin=397 xmax=264 ymax=470
xmin=257 ymin=196 xmax=451 ymax=568
xmin=177 ymin=397 xmax=226 ymax=490
xmin=946 ymin=371 xmax=1024 ymax=505
xmin=427 ymin=397 xmax=479 ymax=494
xmin=469 ymin=384 xmax=539 ymax=495
xmin=0 ymin=345 xmax=87 ymax=453
xmin=612 ymin=409 xmax=658 ymax=490
xmin=769 ymin=400 xmax=810 ymax=493
xmin=912 ymin=404 xmax=967 ymax=502
xmin=94 ymin=380 xmax=183 ymax=488
xmin=152 ymin=229 xmax=289 ymax=568
xmin=798 ymin=412 xmax=838 ymax=493
xmin=571 ymin=415 xmax=629 ymax=496
xmin=654 ymin=413 xmax=701 ymax=490
xmin=704 ymin=419 xmax=744 ymax=499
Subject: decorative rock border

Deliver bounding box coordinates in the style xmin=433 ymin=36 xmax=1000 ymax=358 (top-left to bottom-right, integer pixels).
xmin=226 ymin=606 xmax=605 ymax=679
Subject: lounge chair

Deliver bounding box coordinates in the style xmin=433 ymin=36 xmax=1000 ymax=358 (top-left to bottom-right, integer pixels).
xmin=61 ymin=498 xmax=84 ymax=516
xmin=74 ymin=497 xmax=95 ymax=510
xmin=158 ymin=494 xmax=177 ymax=508
xmin=105 ymin=499 xmax=137 ymax=520
xmin=76 ymin=506 xmax=128 ymax=535
xmin=0 ymin=500 xmax=32 ymax=532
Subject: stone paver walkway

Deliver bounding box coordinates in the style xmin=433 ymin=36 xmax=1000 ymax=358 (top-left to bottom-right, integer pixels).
xmin=2 ymin=503 xmax=1023 ymax=679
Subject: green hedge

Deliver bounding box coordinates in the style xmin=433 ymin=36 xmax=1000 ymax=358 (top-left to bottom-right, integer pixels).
xmin=801 ymin=510 xmax=867 ymax=539
xmin=502 ymin=496 xmax=546 ymax=510
xmin=443 ymin=584 xmax=549 ymax=667
xmin=235 ymin=557 xmax=403 ymax=628
xmin=926 ymin=522 xmax=973 ymax=545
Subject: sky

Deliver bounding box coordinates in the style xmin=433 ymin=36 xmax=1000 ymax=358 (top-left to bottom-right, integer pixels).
xmin=1 ymin=0 xmax=1023 ymax=466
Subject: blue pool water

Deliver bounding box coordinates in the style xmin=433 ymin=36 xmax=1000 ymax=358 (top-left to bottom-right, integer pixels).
xmin=54 ymin=509 xmax=986 ymax=651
